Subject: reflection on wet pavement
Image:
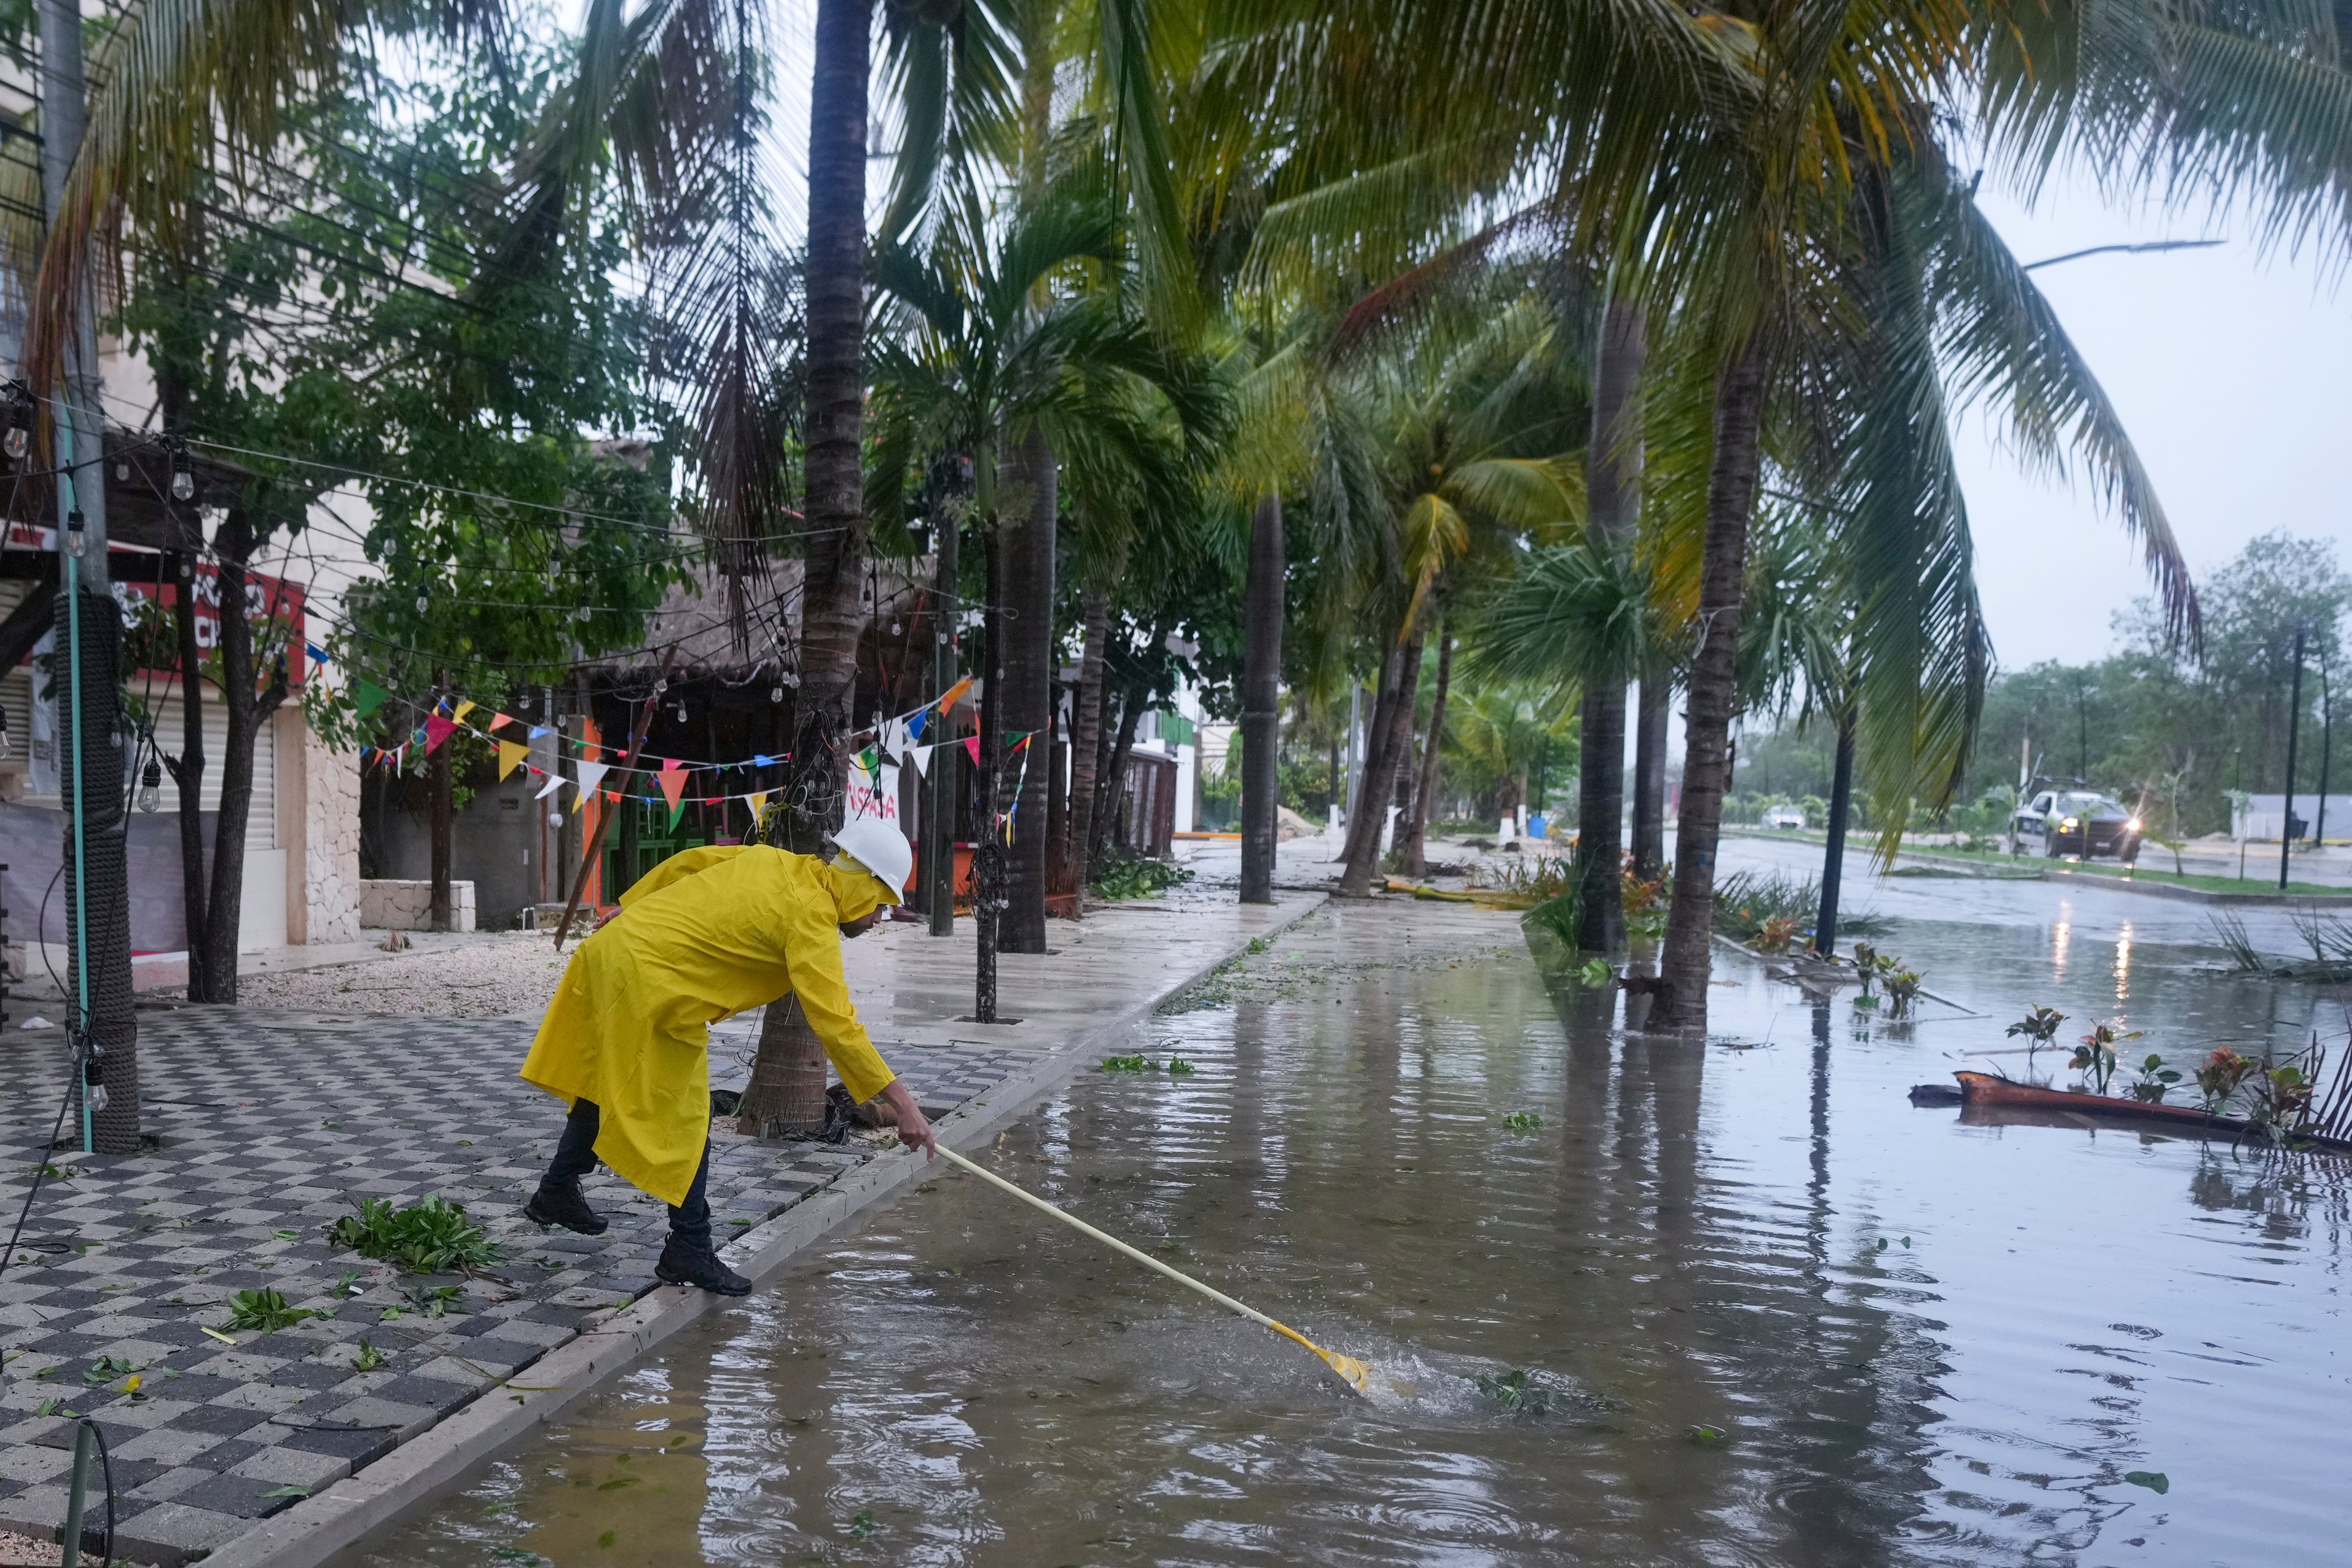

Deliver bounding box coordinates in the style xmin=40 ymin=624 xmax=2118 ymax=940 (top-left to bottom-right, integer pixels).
xmin=338 ymin=890 xmax=2350 ymax=1568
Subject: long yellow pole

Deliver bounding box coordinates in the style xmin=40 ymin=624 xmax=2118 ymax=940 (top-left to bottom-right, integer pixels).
xmin=935 ymin=1145 xmax=1368 ymax=1394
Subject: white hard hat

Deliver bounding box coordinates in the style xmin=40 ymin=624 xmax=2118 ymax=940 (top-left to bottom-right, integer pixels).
xmin=828 ymin=818 xmax=912 ymax=905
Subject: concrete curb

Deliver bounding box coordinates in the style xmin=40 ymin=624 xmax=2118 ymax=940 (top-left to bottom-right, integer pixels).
xmin=198 ymin=894 xmax=1327 ymax=1568
xmin=2038 ymin=866 xmax=2352 ymax=907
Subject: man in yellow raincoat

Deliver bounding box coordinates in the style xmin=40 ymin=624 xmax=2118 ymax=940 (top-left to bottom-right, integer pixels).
xmin=519 ymin=820 xmax=931 ymax=1295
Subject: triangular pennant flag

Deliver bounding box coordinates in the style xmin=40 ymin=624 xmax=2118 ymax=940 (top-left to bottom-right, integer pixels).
xmin=451 ymin=700 xmax=477 ymax=725
xmin=528 ymin=725 xmax=550 ymax=739
xmin=657 ymin=760 xmax=689 ymax=818
xmin=574 ymin=760 xmax=610 ymax=810
xmin=745 ymin=791 xmax=769 ymax=826
xmin=305 ymin=641 xmax=331 ymax=666
xmin=424 ymin=715 xmax=457 ymax=753
xmin=354 ymin=680 xmax=389 ymax=720
xmin=487 ymin=711 xmax=515 ymax=732
xmin=1007 ymin=731 xmax=1033 ymax=753
xmin=856 ymin=746 xmax=880 ymax=777
xmin=905 ymin=743 xmax=934 ymax=777
xmin=396 ymin=743 xmax=409 ymax=771
xmin=963 ymin=735 xmax=981 ymax=764
xmin=535 ymin=769 xmax=564 ymax=800
xmin=936 ymin=675 xmax=974 ymax=714
xmin=752 ymin=753 xmax=777 ymax=767
xmin=498 ymin=740 xmax=528 ymax=782
xmin=905 ymin=708 xmax=928 ymax=742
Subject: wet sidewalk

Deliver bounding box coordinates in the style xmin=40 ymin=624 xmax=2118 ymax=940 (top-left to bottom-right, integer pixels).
xmin=0 ymin=893 xmax=1317 ymax=1565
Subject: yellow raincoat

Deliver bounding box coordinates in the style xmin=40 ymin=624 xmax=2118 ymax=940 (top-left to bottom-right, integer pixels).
xmin=519 ymin=844 xmax=896 ymax=1206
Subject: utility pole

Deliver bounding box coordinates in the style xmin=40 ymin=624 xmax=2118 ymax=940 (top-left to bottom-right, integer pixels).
xmin=2282 ymin=625 xmax=2307 ymax=892
xmin=2317 ymin=651 xmax=2333 ymax=848
xmin=42 ymin=0 xmax=138 ymax=1154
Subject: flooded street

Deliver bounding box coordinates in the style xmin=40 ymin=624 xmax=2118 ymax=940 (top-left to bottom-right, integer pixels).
xmin=340 ymin=871 xmax=2350 ymax=1568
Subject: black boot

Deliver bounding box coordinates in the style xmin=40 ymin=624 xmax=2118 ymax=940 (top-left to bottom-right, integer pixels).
xmin=656 ymin=1239 xmax=752 ymax=1296
xmin=525 ymin=1180 xmax=609 ymax=1236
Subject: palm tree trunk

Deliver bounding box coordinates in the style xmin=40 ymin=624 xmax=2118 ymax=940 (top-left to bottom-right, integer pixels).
xmin=1572 ymin=297 xmax=1646 ymax=950
xmin=1335 ymin=648 xmax=1403 ymax=886
xmin=1813 ymin=703 xmax=1857 ymax=957
xmin=1064 ymin=593 xmax=1110 ymax=899
xmin=1631 ymin=657 xmax=1669 ymax=880
xmin=1001 ymin=427 xmax=1054 ymax=952
xmin=973 ymin=527 xmax=1005 ymax=1021
xmin=1239 ymin=492 xmax=1284 ymax=904
xmin=1655 ymin=342 xmax=1765 ymax=1029
xmin=788 ymin=0 xmax=871 ymax=860
xmin=1401 ymin=623 xmax=1452 ymax=877
xmin=747 ymin=0 xmax=868 ymax=1135
xmin=1338 ymin=631 xmax=1423 ymax=896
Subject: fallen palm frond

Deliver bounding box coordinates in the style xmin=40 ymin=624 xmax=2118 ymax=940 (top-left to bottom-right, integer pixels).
xmin=1712 ymin=869 xmax=1887 ymax=941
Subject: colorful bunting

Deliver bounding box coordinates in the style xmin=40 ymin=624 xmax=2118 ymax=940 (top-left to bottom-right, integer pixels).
xmin=936 ymin=675 xmax=974 ymax=713
xmin=905 ymin=708 xmax=928 ymax=742
xmin=497 ymin=740 xmax=528 ymax=782
xmin=423 ymin=715 xmax=457 ymax=753
xmin=963 ymin=736 xmax=981 ymax=764
xmin=657 ymin=759 xmax=689 ymax=824
xmin=745 ymin=791 xmax=769 ymax=826
xmin=574 ymin=760 xmax=610 ymax=810
xmin=451 ymin=699 xmax=478 ymax=725
xmin=528 ymin=725 xmax=550 ymax=740
xmin=487 ymin=711 xmax=515 ymax=732
xmin=905 ymin=743 xmax=934 ymax=777
xmin=354 ymin=680 xmax=390 ymax=720
xmin=535 ymin=769 xmax=565 ymax=801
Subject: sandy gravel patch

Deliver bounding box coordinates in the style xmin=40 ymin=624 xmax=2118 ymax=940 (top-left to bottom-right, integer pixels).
xmin=230 ymin=933 xmax=574 ymax=1019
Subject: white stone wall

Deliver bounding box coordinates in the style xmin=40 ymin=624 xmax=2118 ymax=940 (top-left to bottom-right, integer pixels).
xmin=360 ymin=879 xmax=476 ymax=932
xmin=305 ymin=727 xmax=364 ymax=944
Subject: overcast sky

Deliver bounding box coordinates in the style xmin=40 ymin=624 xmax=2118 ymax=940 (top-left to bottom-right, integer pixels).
xmin=1953 ymin=171 xmax=2352 ymax=671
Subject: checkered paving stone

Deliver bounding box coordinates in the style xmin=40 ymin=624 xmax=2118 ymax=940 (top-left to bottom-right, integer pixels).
xmin=0 ymin=1007 xmax=1039 ymax=1564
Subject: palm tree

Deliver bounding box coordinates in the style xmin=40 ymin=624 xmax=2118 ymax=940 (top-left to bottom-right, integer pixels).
xmin=866 ymin=171 xmax=1220 ymax=944
xmin=1292 ymin=296 xmax=1585 ymax=896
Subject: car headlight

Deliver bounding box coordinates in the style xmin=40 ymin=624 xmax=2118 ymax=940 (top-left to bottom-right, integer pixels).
xmin=2126 ymin=818 xmax=2141 ymax=832
xmin=2060 ymin=817 xmax=2078 ymax=830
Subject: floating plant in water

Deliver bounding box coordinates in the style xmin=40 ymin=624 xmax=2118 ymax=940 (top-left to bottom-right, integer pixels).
xmin=2071 ymin=1021 xmax=2142 ymax=1096
xmin=1470 ymin=1369 xmax=1552 ymax=1415
xmin=1502 ymin=1111 xmax=1542 ymax=1134
xmin=2005 ymin=1005 xmax=2068 ymax=1083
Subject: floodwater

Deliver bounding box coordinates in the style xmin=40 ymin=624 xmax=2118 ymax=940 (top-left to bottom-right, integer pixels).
xmin=338 ymin=884 xmax=2350 ymax=1568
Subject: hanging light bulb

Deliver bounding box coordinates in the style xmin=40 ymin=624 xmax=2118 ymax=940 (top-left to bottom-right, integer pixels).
xmin=890 ymin=621 xmax=903 ymax=637
xmin=770 ymin=686 xmax=784 ymax=704
xmin=575 ymin=604 xmax=592 ymax=622
xmin=415 ymin=592 xmax=429 ymax=614
xmin=138 ymin=758 xmax=162 ymax=813
xmin=2 ymin=425 xmax=23 ymax=463
xmin=65 ymin=509 xmax=85 ymax=559
xmin=674 ymin=702 xmax=688 ymax=723
xmin=170 ymin=452 xmax=195 ymax=502
xmin=114 ymin=459 xmax=129 ymax=482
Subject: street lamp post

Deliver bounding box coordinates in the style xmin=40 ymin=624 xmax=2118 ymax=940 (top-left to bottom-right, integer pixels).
xmin=2283 ymin=625 xmax=2308 ymax=892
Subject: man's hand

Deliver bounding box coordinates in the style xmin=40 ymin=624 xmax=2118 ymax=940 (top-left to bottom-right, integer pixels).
xmin=877 ymin=1080 xmax=935 ymax=1160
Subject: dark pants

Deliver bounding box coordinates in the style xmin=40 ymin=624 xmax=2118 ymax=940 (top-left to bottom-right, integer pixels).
xmin=542 ymin=1099 xmax=712 ymax=1253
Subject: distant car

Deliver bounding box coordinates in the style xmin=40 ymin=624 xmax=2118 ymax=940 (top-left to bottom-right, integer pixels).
xmin=1762 ymin=804 xmax=1806 ymax=829
xmin=2008 ymin=790 xmax=2142 ymax=860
